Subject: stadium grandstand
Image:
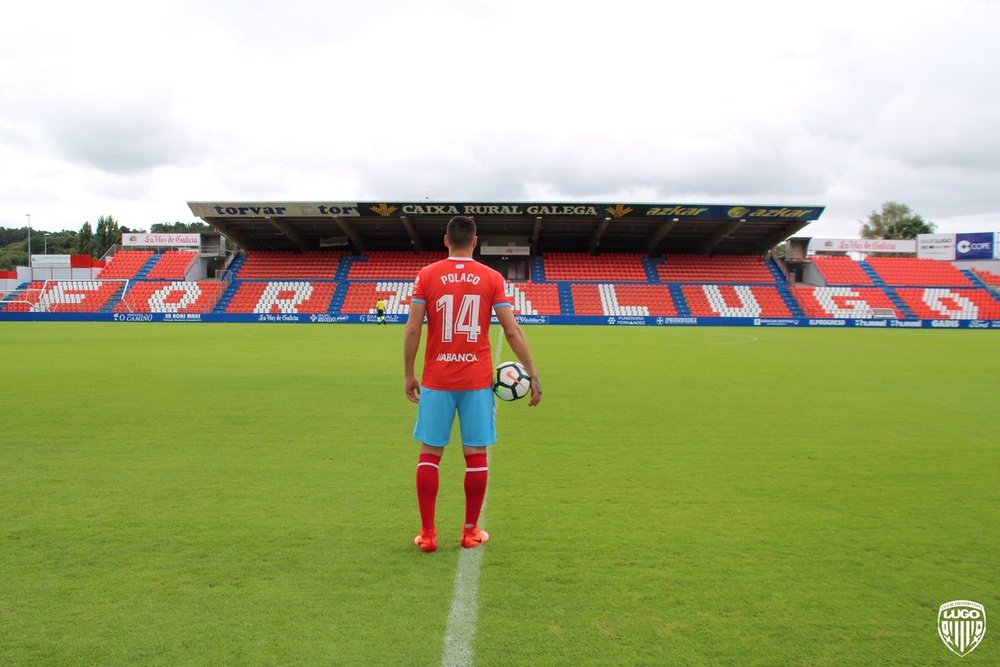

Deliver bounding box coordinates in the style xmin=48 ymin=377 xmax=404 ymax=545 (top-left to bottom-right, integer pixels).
xmin=1 ymin=201 xmax=998 ymax=327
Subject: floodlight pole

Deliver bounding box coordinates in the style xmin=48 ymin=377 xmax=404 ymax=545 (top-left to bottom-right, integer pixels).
xmin=27 ymin=213 xmax=31 ymax=267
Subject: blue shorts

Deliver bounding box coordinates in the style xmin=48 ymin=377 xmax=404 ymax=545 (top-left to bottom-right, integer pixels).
xmin=413 ymin=387 xmax=497 ymax=447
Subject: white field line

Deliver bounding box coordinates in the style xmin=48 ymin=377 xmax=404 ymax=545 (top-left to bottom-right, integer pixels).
xmin=439 ymin=327 xmax=505 ymax=667
xmin=441 ymin=541 xmax=486 ymax=667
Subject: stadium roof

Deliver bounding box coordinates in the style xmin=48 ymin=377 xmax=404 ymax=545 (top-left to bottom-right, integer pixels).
xmin=188 ymin=201 xmax=824 ymax=255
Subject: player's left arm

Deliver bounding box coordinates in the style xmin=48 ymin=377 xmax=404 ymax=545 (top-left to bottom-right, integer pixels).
xmin=404 ymin=299 xmax=426 ymax=403
xmin=494 ymin=306 xmax=542 ymax=407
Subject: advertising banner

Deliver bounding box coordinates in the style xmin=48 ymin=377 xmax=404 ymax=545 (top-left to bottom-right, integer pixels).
xmin=917 ymin=234 xmax=956 ymax=260
xmin=122 ymin=233 xmax=201 ymax=247
xmin=955 ymin=232 xmax=995 ymax=260
xmin=189 ymin=201 xmax=826 ymax=222
xmin=808 ymin=238 xmax=916 ymax=254
xmin=2 ymin=312 xmax=999 ymax=328
xmin=30 ymin=254 xmax=71 ymax=268
xmin=480 ymin=244 xmax=531 ymax=256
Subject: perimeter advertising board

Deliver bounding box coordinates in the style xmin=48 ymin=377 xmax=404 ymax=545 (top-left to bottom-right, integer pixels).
xmin=955 ymin=232 xmax=995 ymax=260
xmin=2 ymin=312 xmax=999 ymax=328
xmin=917 ymin=234 xmax=956 ymax=260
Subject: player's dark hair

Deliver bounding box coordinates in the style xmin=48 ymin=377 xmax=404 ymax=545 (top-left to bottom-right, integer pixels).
xmin=446 ymin=216 xmax=477 ymax=248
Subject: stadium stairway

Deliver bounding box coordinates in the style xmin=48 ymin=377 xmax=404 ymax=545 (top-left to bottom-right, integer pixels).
xmin=858 ymin=261 xmax=885 ymax=287
xmin=329 ymin=282 xmax=351 ymax=314
xmin=215 ymin=281 xmax=243 ymax=313
xmin=557 ymin=283 xmax=575 ymax=316
xmin=884 ymin=287 xmax=917 ymax=319
xmin=1 ymin=282 xmax=32 ymax=308
xmin=964 ymin=269 xmax=993 ymax=291
xmin=765 ymin=258 xmax=787 ymax=283
xmin=643 ymin=257 xmax=664 ymax=283
xmin=135 ymin=255 xmax=161 ymax=280
xmin=765 ymin=258 xmax=805 ymax=317
xmin=336 ymin=255 xmax=363 ymax=281
xmin=774 ymin=283 xmax=805 ymax=318
xmin=859 ymin=261 xmax=917 ymax=318
xmin=99 ymin=283 xmax=129 ymax=313
xmin=531 ymin=256 xmax=546 ymax=282
xmin=226 ymin=253 xmax=248 ymax=278
xmin=667 ymin=284 xmax=692 ymax=317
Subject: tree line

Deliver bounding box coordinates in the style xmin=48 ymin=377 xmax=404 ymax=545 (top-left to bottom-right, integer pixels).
xmin=0 ymin=218 xmax=211 ymax=271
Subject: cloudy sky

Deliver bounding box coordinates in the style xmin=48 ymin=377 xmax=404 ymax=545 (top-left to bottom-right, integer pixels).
xmin=2 ymin=0 xmax=998 ymax=240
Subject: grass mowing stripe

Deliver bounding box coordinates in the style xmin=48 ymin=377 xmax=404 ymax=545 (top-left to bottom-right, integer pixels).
xmin=440 ymin=327 xmax=505 ymax=666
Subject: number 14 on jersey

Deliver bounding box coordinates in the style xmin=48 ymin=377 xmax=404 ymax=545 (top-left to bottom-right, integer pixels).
xmin=436 ymin=294 xmax=482 ymax=342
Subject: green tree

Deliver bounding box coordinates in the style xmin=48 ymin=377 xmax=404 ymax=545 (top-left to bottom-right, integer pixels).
xmin=151 ymin=221 xmax=211 ymax=233
xmin=0 ymin=227 xmax=27 ymax=247
xmin=94 ymin=215 xmax=121 ymax=257
xmin=77 ymin=222 xmax=95 ymax=257
xmin=860 ymin=202 xmax=936 ymax=239
xmin=0 ymin=244 xmax=26 ymax=271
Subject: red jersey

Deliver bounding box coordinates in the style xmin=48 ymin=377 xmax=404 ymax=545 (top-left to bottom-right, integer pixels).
xmin=412 ymin=257 xmax=510 ymax=390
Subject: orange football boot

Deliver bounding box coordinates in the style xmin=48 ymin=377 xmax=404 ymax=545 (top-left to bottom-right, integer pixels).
xmin=414 ymin=529 xmax=438 ymax=553
xmin=461 ymin=526 xmax=490 ymax=549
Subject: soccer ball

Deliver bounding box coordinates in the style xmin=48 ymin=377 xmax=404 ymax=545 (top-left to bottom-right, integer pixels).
xmin=493 ymin=361 xmax=531 ymax=401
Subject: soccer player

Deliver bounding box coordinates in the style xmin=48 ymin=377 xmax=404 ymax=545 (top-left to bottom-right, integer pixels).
xmin=375 ymin=297 xmax=387 ymax=324
xmin=404 ymin=216 xmax=542 ymax=553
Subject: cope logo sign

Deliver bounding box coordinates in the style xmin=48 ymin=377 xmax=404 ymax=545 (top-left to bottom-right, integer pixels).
xmin=955 ymin=232 xmax=995 ymax=260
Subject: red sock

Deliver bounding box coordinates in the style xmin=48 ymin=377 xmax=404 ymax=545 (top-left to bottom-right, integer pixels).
xmin=416 ymin=453 xmax=441 ymax=532
xmin=463 ymin=452 xmax=489 ymax=528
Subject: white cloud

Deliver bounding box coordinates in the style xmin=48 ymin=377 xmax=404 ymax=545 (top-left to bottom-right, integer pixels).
xmin=1 ymin=0 xmax=998 ymax=240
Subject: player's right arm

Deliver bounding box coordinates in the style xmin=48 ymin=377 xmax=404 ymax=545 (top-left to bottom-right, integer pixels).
xmin=495 ymin=306 xmax=542 ymax=407
xmin=404 ymin=299 xmax=426 ymax=403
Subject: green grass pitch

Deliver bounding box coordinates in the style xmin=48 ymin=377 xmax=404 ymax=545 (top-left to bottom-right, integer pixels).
xmin=1 ymin=323 xmax=997 ymax=665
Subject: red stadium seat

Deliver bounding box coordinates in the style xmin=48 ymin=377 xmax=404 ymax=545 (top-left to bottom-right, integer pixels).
xmin=116 ymin=281 xmax=225 ymax=313
xmin=341 ymin=282 xmax=415 ymax=314
xmin=543 ymin=253 xmax=648 ymax=282
xmin=347 ymin=252 xmax=447 ymax=280
xmin=506 ymin=282 xmax=562 ymax=315
xmin=147 ymin=250 xmax=198 ymax=280
xmin=896 ymin=288 xmax=1000 ymax=319
xmin=238 ymin=251 xmax=344 ymax=280
xmin=2 ymin=280 xmax=122 ymax=313
xmin=794 ymin=286 xmax=904 ymax=318
xmin=866 ymin=257 xmax=973 ymax=287
xmin=658 ymin=254 xmax=775 ymax=283
xmin=571 ymin=284 xmax=677 ymax=316
xmin=682 ymin=285 xmax=791 ymax=317
xmin=98 ymin=250 xmax=154 ymax=279
xmin=226 ymin=281 xmax=337 ymax=314
xmin=974 ymin=269 xmax=1000 ymax=288
xmin=809 ymin=256 xmax=874 ymax=286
